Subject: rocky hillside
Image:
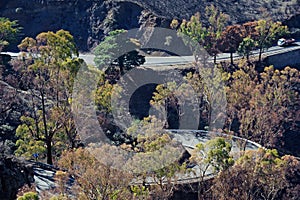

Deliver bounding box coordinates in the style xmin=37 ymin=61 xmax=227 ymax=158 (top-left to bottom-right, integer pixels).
xmin=1 ymin=0 xmax=300 ymax=51
xmin=0 ymin=0 xmax=145 ymax=51
xmin=122 ymin=0 xmax=300 ymax=23
xmin=0 ymin=0 xmax=300 ymax=51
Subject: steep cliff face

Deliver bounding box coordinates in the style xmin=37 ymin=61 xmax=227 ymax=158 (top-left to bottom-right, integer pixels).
xmin=1 ymin=0 xmax=299 ymax=51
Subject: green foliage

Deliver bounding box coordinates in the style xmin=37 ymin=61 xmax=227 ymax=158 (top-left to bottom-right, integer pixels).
xmin=0 ymin=17 xmax=20 ymax=52
xmin=95 ymin=80 xmax=115 ymax=112
xmin=237 ymin=36 xmax=256 ymax=60
xmin=172 ymin=6 xmax=227 ymax=62
xmin=151 ymin=66 xmax=226 ymax=130
xmin=178 ymin=12 xmax=208 ymax=47
xmin=130 ymin=185 xmax=149 ymax=199
xmin=15 ymin=108 xmax=69 ymax=161
xmin=206 ymin=5 xmax=228 ymax=39
xmin=94 ymin=69 xmax=122 ymax=113
xmin=14 ymin=30 xmax=80 ymax=164
xmin=192 ymin=137 xmax=234 ymax=174
xmin=49 ymin=196 xmax=68 ymax=200
xmin=254 ymin=19 xmax=288 ymax=62
xmin=205 ymin=5 xmax=228 ymax=61
xmin=15 ymin=126 xmax=46 ymax=160
xmin=212 ymin=148 xmax=300 ymax=200
xmin=206 ymin=137 xmax=234 ymax=171
xmin=126 ymin=116 xmax=171 ymax=152
xmin=172 ymin=12 xmax=209 ymax=61
xmin=150 ymin=81 xmax=179 ymax=109
xmin=94 ymin=29 xmax=145 ymax=75
xmin=17 ymin=192 xmax=38 ymax=200
xmin=19 ymin=29 xmax=78 ymax=61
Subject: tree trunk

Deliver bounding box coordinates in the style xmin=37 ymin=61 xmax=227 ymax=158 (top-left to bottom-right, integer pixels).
xmin=119 ymin=65 xmax=124 ymax=75
xmin=41 ymin=90 xmax=52 ymax=165
xmin=46 ymin=140 xmax=53 ymax=165
xmin=230 ymin=52 xmax=234 ymax=65
xmin=259 ymin=47 xmax=263 ymax=63
xmin=118 ymin=59 xmax=125 ymax=75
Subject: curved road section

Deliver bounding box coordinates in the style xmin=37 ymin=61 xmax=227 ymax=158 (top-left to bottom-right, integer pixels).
xmin=31 ymin=130 xmax=262 ymax=192
xmin=133 ymin=130 xmax=262 ymax=185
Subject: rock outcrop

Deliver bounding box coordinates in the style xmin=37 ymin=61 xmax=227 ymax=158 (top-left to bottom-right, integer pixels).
xmin=0 ymin=153 xmax=34 ymax=200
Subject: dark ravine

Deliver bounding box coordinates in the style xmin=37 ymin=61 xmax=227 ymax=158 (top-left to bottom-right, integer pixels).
xmin=0 ymin=154 xmax=34 ymax=200
xmin=1 ymin=0 xmax=300 ymax=51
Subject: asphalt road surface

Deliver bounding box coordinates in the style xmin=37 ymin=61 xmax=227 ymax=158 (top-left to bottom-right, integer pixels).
xmin=3 ymin=42 xmax=299 ymax=67
xmin=78 ymin=42 xmax=300 ymax=67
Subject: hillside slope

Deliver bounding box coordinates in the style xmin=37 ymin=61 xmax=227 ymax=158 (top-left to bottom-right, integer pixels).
xmin=0 ymin=0 xmax=300 ymax=50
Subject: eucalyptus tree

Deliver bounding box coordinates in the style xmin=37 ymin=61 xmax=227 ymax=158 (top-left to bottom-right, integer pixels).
xmin=254 ymin=19 xmax=288 ymax=63
xmin=14 ymin=30 xmax=81 ymax=164
xmin=170 ymin=6 xmax=228 ymax=63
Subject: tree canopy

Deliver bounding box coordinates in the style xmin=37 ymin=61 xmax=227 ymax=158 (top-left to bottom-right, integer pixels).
xmin=94 ymin=29 xmax=145 ymax=76
xmin=13 ymin=30 xmax=81 ymax=165
xmin=0 ymin=17 xmax=20 ymax=52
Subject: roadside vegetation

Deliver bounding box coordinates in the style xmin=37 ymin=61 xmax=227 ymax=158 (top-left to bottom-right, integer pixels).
xmin=0 ymin=5 xmax=299 ymax=199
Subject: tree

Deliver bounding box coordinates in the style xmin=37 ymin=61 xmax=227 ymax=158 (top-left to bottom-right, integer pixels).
xmin=254 ymin=19 xmax=288 ymax=62
xmin=239 ymin=66 xmax=299 ymax=147
xmin=237 ymin=36 xmax=256 ymax=61
xmin=189 ymin=137 xmax=234 ymax=199
xmin=94 ymin=29 xmax=145 ymax=76
xmin=150 ymin=64 xmax=227 ymax=131
xmin=220 ymin=24 xmax=246 ymax=65
xmin=13 ymin=30 xmax=80 ymax=165
xmin=124 ymin=116 xmax=186 ymax=199
xmin=57 ymin=147 xmax=133 ymax=200
xmin=212 ymin=149 xmax=300 ymax=200
xmin=148 ymin=163 xmax=184 ymax=200
xmin=0 ymin=17 xmax=20 ymax=52
xmin=224 ymin=61 xmax=258 ymax=136
xmin=205 ymin=5 xmax=228 ymax=63
xmin=242 ymin=21 xmax=259 ymax=38
xmin=171 ymin=12 xmax=209 ymax=62
xmin=171 ymin=6 xmax=227 ymax=63
xmin=225 ymin=62 xmax=300 ymax=149
xmin=150 ymin=82 xmax=181 ymax=129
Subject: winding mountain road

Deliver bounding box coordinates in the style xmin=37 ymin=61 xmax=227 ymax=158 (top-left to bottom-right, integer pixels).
xmin=2 ymin=42 xmax=299 ymax=195
xmin=30 ymin=130 xmax=262 ymax=193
